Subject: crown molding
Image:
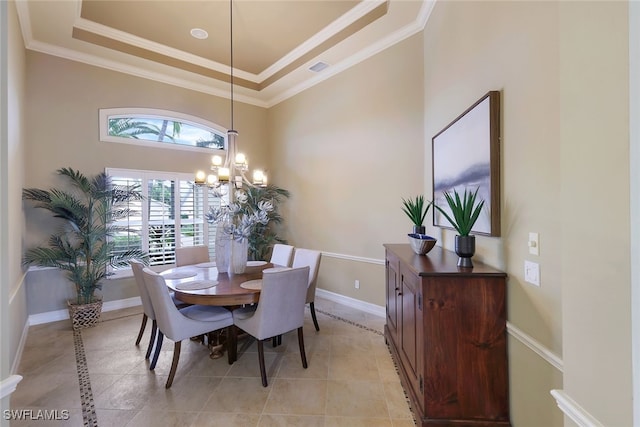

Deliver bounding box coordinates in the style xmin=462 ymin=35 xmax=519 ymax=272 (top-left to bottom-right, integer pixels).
xmin=16 ymin=0 xmax=436 ymax=108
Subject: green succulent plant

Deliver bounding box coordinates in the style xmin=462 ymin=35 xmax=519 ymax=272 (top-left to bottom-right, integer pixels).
xmin=433 ymin=187 xmax=485 ymax=236
xmin=401 ymin=195 xmax=431 ymax=227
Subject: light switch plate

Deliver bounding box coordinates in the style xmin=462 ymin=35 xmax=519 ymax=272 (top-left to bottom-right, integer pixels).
xmin=524 ymin=261 xmax=540 ymax=286
xmin=528 ymin=232 xmax=539 ymax=255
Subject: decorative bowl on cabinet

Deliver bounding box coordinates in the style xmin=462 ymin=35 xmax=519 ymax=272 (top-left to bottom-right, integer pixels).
xmin=407 ymin=233 xmax=437 ymax=255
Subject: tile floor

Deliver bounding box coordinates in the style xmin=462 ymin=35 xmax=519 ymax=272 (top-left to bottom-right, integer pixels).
xmin=11 ymin=296 xmax=416 ymax=426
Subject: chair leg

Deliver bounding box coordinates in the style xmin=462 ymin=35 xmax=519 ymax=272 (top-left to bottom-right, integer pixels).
xmin=257 ymin=340 xmax=268 ymax=387
xmin=150 ymin=331 xmax=163 ymax=370
xmin=145 ymin=320 xmax=157 ymax=360
xmin=271 ymin=334 xmax=283 ymax=348
xmin=310 ymin=302 xmax=320 ymax=331
xmin=166 ymin=341 xmax=181 ymax=389
xmin=227 ymin=325 xmax=237 ymax=365
xmin=135 ymin=314 xmax=148 ymax=346
xmin=297 ymin=327 xmax=308 ymax=369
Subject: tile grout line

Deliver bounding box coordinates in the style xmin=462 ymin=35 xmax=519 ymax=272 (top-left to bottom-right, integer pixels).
xmin=313 ymin=308 xmax=384 ymax=336
xmin=315 ymin=308 xmax=417 ymax=425
xmin=73 ymin=328 xmax=98 ymax=426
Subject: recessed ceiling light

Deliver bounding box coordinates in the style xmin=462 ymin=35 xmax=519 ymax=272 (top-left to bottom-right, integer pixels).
xmin=309 ymin=62 xmax=329 ymax=73
xmin=190 ymin=28 xmax=209 ymax=40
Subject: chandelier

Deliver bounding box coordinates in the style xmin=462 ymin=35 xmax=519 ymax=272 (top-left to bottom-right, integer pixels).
xmin=195 ymin=0 xmax=266 ymax=193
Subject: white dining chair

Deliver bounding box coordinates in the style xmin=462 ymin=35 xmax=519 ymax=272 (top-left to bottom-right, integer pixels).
xmin=232 ymin=266 xmax=310 ymax=387
xmin=142 ymin=268 xmax=234 ymax=388
xmin=292 ymin=248 xmax=323 ymax=331
xmin=130 ymin=260 xmax=188 ymax=364
xmin=175 ymin=245 xmax=210 ymax=267
xmin=269 ymin=243 xmax=294 ymax=267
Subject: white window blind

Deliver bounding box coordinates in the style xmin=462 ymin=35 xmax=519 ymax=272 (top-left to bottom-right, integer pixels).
xmin=107 ymin=168 xmax=219 ymax=273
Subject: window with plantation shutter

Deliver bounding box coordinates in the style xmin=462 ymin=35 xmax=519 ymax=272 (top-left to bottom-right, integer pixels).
xmin=109 ymin=176 xmax=144 ymax=265
xmin=107 ymin=168 xmax=220 ymax=276
xmin=147 ymin=178 xmax=177 ymax=266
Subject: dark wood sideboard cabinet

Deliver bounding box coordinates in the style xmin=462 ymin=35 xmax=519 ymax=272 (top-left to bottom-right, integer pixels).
xmin=384 ymin=244 xmax=511 ymax=427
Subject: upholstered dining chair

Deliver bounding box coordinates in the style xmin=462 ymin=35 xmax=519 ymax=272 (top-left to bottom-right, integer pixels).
xmin=142 ymin=268 xmax=234 ymax=388
xmin=175 ymin=245 xmax=210 ymax=267
xmin=269 ymin=243 xmax=294 ymax=267
xmin=130 ymin=260 xmax=188 ymax=363
xmin=292 ymin=248 xmax=323 ymax=331
xmin=232 ymin=266 xmax=310 ymax=387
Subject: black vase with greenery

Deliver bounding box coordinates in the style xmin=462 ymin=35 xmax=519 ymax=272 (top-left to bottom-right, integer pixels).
xmin=22 ymin=167 xmax=148 ymax=305
xmin=433 ymin=187 xmax=484 ymax=268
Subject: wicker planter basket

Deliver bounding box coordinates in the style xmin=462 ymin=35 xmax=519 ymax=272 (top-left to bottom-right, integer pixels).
xmin=67 ymin=299 xmax=103 ymax=330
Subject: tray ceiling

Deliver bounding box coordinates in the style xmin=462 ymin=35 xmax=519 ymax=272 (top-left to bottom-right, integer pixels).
xmin=16 ymin=0 xmax=434 ymax=106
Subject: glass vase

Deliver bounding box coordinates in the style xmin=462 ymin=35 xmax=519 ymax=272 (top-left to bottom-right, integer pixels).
xmin=214 ymin=222 xmax=231 ymax=274
xmin=229 ymin=237 xmax=248 ymax=275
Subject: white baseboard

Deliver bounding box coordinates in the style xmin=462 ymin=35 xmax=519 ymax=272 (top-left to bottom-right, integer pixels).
xmin=550 ymin=389 xmax=605 ymax=427
xmin=11 ymin=321 xmax=29 ymax=375
xmin=315 ymin=288 xmax=385 ymax=318
xmin=28 ymin=297 xmax=142 ymax=326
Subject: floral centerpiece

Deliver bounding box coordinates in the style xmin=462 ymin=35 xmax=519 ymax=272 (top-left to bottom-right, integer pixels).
xmin=206 ymin=185 xmax=289 ymax=273
xmin=206 ymin=192 xmax=272 ymax=239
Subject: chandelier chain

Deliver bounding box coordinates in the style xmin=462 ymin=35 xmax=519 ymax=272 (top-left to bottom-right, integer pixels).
xmin=229 ymin=0 xmax=234 ymax=132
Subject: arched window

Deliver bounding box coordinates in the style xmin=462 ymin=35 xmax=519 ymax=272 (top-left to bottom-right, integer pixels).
xmin=99 ymin=108 xmax=227 ymax=152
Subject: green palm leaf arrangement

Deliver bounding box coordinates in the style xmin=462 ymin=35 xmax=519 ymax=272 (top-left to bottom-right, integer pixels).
xmin=401 ymin=195 xmax=431 ymax=227
xmin=241 ymin=184 xmax=291 ymax=261
xmin=22 ymin=167 xmax=149 ymax=305
xmin=433 ymin=187 xmax=485 ymax=236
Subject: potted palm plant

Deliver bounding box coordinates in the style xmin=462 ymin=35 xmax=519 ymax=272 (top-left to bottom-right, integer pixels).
xmin=401 ymin=195 xmax=431 ymax=235
xmin=433 ymin=187 xmax=485 ymax=268
xmin=22 ymin=167 xmax=148 ymax=329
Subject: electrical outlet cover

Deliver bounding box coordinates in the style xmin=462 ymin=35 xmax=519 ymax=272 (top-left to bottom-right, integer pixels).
xmin=524 ymin=261 xmax=540 ymax=286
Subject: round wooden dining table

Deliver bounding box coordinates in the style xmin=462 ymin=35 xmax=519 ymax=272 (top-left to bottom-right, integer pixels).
xmin=160 ymin=261 xmax=274 ymax=306
xmin=160 ymin=261 xmax=277 ymax=363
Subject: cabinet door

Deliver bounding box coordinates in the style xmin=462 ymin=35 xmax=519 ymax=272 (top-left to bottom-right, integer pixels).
xmin=386 ymin=255 xmax=400 ymax=343
xmin=400 ymin=265 xmax=423 ymax=405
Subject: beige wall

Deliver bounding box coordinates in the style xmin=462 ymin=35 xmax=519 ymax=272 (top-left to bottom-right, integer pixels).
xmin=24 ymin=53 xmax=269 ymax=191
xmin=422 ymin=2 xmax=564 ymax=425
xmin=559 ymin=1 xmax=631 ymax=425
xmin=22 ymin=52 xmax=270 ymax=311
xmin=424 ymin=0 xmax=563 ymax=356
xmin=268 ymin=33 xmax=425 ymax=306
xmin=271 ymin=1 xmax=632 ymax=426
xmin=421 ymin=1 xmax=631 ymax=426
xmin=2 ymin=0 xmax=28 ymax=414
